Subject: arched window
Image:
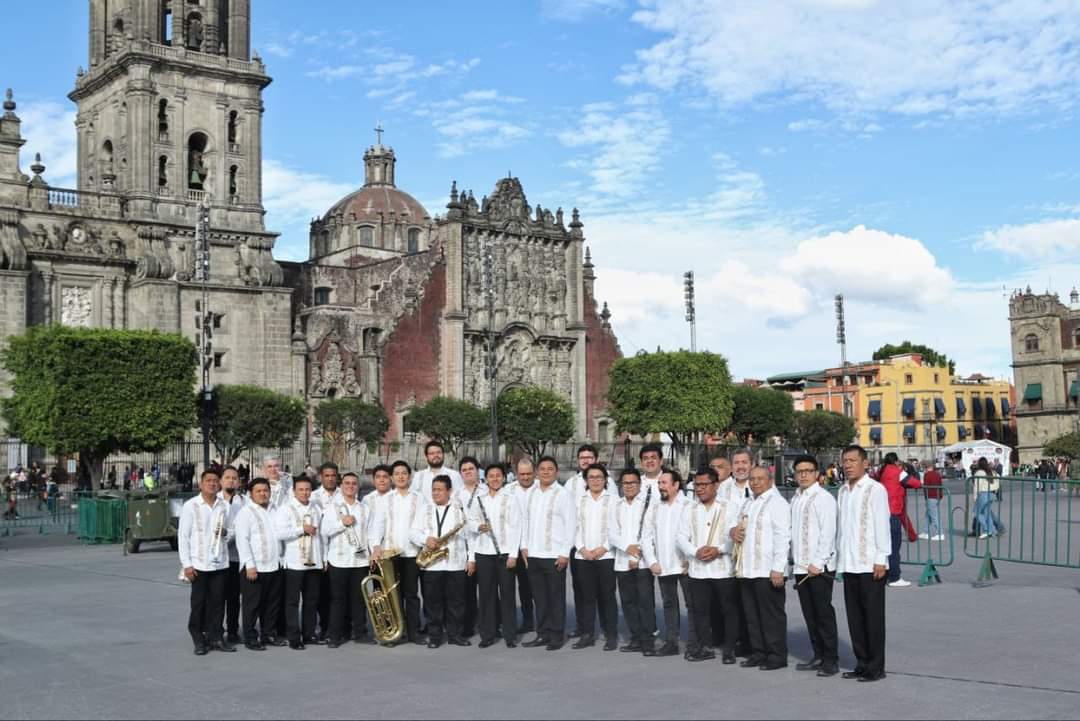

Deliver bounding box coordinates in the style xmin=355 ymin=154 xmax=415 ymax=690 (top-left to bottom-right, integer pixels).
xmin=101 ymin=140 xmax=114 ymax=168
xmin=314 ymin=288 xmax=331 ymax=306
xmin=358 ymin=226 xmax=374 ymax=247
xmin=158 ymin=156 xmax=168 ymax=191
xmin=186 ymin=12 xmax=204 ymax=51
xmin=407 ymin=227 xmax=421 ymax=253
xmin=1025 ymin=334 xmax=1040 ymax=352
xmin=228 ymin=165 xmax=239 ymax=200
xmin=158 ymin=99 xmax=169 ymax=140
xmin=227 ymin=111 xmax=239 ymax=147
xmin=187 ymin=133 xmax=209 ymax=190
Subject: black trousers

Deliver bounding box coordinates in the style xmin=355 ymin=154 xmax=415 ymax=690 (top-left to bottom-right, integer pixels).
xmin=283 ymin=569 xmax=321 ymax=643
xmin=476 ymin=553 xmax=518 ymax=644
xmin=393 ymin=556 xmax=423 ymax=641
xmin=528 ymin=557 xmax=566 ymax=642
xmin=570 ymin=552 xmax=585 ymax=634
xmin=516 ymin=550 xmax=535 ymax=630
xmin=464 ymin=572 xmax=479 ymax=637
xmin=689 ymin=577 xmax=741 ymax=655
xmin=240 ymin=569 xmax=282 ymax=643
xmin=574 ymin=558 xmax=617 ymax=639
xmin=843 ymin=572 xmax=887 ymax=675
xmin=421 ymin=570 xmax=466 ymax=641
xmin=739 ymin=578 xmax=787 ymax=664
xmin=617 ymin=568 xmax=657 ymax=647
xmin=317 ymin=568 xmax=332 ymax=637
xmin=188 ymin=568 xmax=227 ymax=646
xmin=328 ymin=564 xmax=369 ymax=642
xmin=888 ymin=515 xmax=903 ymax=582
xmin=795 ymin=573 xmax=838 ymax=664
xmin=224 ymin=562 xmax=241 ymax=636
xmin=658 ymin=574 xmax=696 ymax=645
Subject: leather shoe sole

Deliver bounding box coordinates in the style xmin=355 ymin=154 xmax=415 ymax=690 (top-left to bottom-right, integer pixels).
xmin=842 ymin=670 xmax=865 ymax=680
xmin=796 ymin=659 xmax=824 ymax=671
xmin=244 ymin=643 xmax=266 ymax=652
xmin=545 ymin=643 xmax=564 ymax=651
xmin=817 ymin=667 xmax=839 ymax=677
xmin=858 ymin=672 xmax=887 ymax=682
xmin=505 ymin=641 xmax=518 ymax=649
xmin=193 ymin=646 xmax=209 ymax=656
xmin=448 ymin=638 xmax=472 ymax=647
xmin=722 ymin=654 xmax=737 ymax=665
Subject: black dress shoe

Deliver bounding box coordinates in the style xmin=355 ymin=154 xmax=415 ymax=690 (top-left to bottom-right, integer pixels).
xmin=740 ymin=655 xmax=765 ymax=668
xmin=545 ymin=641 xmax=564 ymax=651
xmin=522 ymin=636 xmax=548 ymax=648
xmin=604 ymin=638 xmax=618 ymax=651
xmin=796 ymin=657 xmax=824 ymax=671
xmin=817 ymin=664 xmax=839 ymax=677
xmin=842 ymin=669 xmax=865 ymax=680
xmin=568 ymin=630 xmax=582 ymax=639
xmin=858 ymin=671 xmax=887 ymax=683
xmin=211 ymin=640 xmax=237 ymax=653
xmin=686 ymin=649 xmax=716 ymax=662
xmin=642 ymin=646 xmax=657 ymax=657
xmin=304 ymin=637 xmax=327 ymax=646
xmin=327 ymin=640 xmax=342 ymax=649
xmin=244 ymin=641 xmax=266 ymax=651
xmin=289 ymin=641 xmax=305 ymax=650
xmin=619 ymin=642 xmax=642 ymax=653
xmin=193 ymin=645 xmax=209 ymax=656
xmin=411 ymin=635 xmax=429 ymax=646
xmin=505 ymin=640 xmax=518 ymax=649
xmin=353 ymin=636 xmax=378 ymax=645
xmin=759 ymin=660 xmax=788 ymax=671
xmin=263 ymin=636 xmax=288 ymax=648
xmin=227 ymin=632 xmax=243 ymax=645
xmin=519 ymin=625 xmax=535 ymax=635
xmin=427 ymin=639 xmax=443 ymax=649
xmin=478 ymin=639 xmax=496 ymax=649
xmin=722 ymin=652 xmax=737 ymax=665
xmin=572 ymin=635 xmax=595 ymax=650
xmin=656 ymin=642 xmax=679 ymax=657
xmin=448 ymin=637 xmax=472 ymax=647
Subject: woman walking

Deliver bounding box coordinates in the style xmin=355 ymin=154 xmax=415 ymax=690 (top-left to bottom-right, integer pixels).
xmin=973 ymin=457 xmax=997 ymax=540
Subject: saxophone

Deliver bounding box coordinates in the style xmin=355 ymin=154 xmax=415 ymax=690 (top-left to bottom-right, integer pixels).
xmin=338 ymin=502 xmax=363 ymax=556
xmin=416 ymin=511 xmax=467 ymax=570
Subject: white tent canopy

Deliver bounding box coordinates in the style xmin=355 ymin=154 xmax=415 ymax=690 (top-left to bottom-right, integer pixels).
xmin=937 ymin=439 xmax=1011 ymax=470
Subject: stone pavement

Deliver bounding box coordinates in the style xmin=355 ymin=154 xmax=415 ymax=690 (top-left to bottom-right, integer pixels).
xmin=0 ymin=534 xmax=1077 ymax=720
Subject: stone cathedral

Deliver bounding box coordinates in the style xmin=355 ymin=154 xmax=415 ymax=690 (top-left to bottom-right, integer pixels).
xmin=0 ymin=0 xmax=623 ymax=443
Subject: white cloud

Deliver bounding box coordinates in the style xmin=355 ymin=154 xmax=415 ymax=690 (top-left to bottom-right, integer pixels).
xmin=420 ymin=91 xmax=532 ymax=159
xmin=977 ymin=218 xmax=1080 ymax=260
xmin=620 ymin=0 xmax=1080 ymax=119
xmin=542 ymin=0 xmax=625 ymax=21
xmin=306 ymin=65 xmax=364 ymax=80
xmin=18 ymin=100 xmax=77 ymax=188
xmin=262 ymin=159 xmax=356 ymax=258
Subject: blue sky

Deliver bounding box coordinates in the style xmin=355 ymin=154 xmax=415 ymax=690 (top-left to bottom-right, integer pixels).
xmin=7 ymin=0 xmax=1080 ymax=381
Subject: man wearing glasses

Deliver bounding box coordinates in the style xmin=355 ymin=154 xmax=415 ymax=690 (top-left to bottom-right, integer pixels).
xmin=612 ymin=468 xmax=658 ymax=656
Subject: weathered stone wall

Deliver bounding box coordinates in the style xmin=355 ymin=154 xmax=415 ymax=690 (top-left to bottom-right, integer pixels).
xmin=0 ymin=270 xmax=29 ymax=417
xmin=583 ymin=285 xmax=621 ymax=439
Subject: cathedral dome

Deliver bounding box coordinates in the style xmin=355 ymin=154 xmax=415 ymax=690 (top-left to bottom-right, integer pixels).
xmin=323 ymin=181 xmax=429 ymax=225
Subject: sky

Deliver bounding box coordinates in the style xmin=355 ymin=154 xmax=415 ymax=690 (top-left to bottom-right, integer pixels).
xmin=6 ymin=0 xmax=1080 ymax=382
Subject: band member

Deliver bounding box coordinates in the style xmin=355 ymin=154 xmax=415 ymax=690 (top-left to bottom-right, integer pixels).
xmin=410 ymin=476 xmax=471 ymax=648
xmin=731 ymin=466 xmax=790 ymax=670
xmin=217 ymin=465 xmax=246 ymax=645
xmin=310 ymin=462 xmax=340 ymax=642
xmin=413 ymin=441 xmax=463 ymax=500
xmin=719 ymin=449 xmax=753 ymax=654
xmin=566 ymin=444 xmax=614 ymax=639
xmin=274 ymin=476 xmax=324 ymax=650
xmin=468 ymin=463 xmax=523 ymax=649
xmin=677 ymin=466 xmax=739 ymax=663
xmin=262 ymin=455 xmax=293 ymax=510
xmin=457 ymin=456 xmax=487 ymax=639
xmin=234 ymin=477 xmax=283 ymax=650
xmin=322 ymin=472 xmax=384 ymax=647
xmin=790 ymin=455 xmax=839 ymax=677
xmin=386 ymin=460 xmax=425 ymax=644
xmin=179 ymin=469 xmax=236 ymax=655
xmin=522 ymin=456 xmax=576 ymax=650
xmin=836 ymin=445 xmax=891 ymax=682
xmin=638 ymin=443 xmax=665 ymax=498
xmin=571 ymin=463 xmax=618 ymax=651
xmin=362 ymin=464 xmax=394 ymax=522
xmin=613 ymin=468 xmax=658 ymax=656
xmin=649 ymin=468 xmax=694 ymax=657
xmin=510 ymin=458 xmax=537 ymax=635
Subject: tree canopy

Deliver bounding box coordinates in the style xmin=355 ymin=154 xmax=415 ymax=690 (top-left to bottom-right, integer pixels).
xmin=1 ymin=326 xmax=196 ymax=488
xmin=607 ymin=350 xmax=734 ymax=455
xmin=403 ymin=395 xmax=489 ymax=456
xmin=313 ymin=397 xmax=389 ymax=466
xmin=1044 ymin=431 xmax=1080 ymax=461
xmin=727 ymin=385 xmax=795 ymax=445
xmin=789 ymin=410 xmax=857 ymax=457
xmin=497 ymin=386 xmax=575 ymax=460
xmin=203 ymin=384 xmax=306 ymax=465
xmin=873 ymin=341 xmax=955 ymax=374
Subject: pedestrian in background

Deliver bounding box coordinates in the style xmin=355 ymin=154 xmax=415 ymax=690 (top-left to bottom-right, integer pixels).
xmin=918 ymin=462 xmax=944 ymax=541
xmin=973 ymin=457 xmax=997 ymax=540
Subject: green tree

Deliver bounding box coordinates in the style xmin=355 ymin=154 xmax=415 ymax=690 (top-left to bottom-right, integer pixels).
xmin=873 ymin=341 xmax=955 ymax=374
xmin=312 ymin=397 xmax=389 ymax=466
xmin=403 ymin=395 xmax=489 ymax=456
xmin=606 ymin=350 xmax=735 ymax=457
xmin=727 ymin=385 xmax=795 ymax=445
xmin=497 ymin=386 xmax=575 ymax=460
xmin=203 ymin=384 xmax=307 ymax=465
xmin=1043 ymin=431 xmax=1080 ymax=460
xmin=790 ymin=410 xmax=857 ymax=457
xmin=1 ymin=326 xmax=196 ymax=489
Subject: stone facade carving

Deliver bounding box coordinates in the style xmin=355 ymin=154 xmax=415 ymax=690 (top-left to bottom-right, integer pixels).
xmin=60 ymin=286 xmax=92 ymax=327
xmin=235 ymin=236 xmax=284 ymax=287
xmin=133 ymin=226 xmax=174 ymax=280
xmin=308 ymin=331 xmax=362 ymax=398
xmin=0 ymin=210 xmax=28 ymax=270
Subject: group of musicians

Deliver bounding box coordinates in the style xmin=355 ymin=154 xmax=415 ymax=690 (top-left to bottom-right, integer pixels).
xmin=177 ymin=441 xmax=892 ymax=681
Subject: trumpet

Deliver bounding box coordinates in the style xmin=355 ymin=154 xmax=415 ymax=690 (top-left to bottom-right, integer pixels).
xmin=338 ymin=503 xmax=363 ymax=556
xmin=300 ymin=513 xmax=316 ymax=567
xmin=416 ymin=518 xmax=467 ymax=569
xmin=209 ymin=508 xmax=226 ymax=559
xmin=732 ymin=514 xmax=749 ymax=578
xmin=362 ymin=548 xmax=404 ymax=644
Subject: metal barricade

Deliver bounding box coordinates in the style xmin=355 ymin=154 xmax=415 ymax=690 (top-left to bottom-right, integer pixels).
xmin=1 ymin=487 xmax=85 ymax=537
xmin=963 ymin=476 xmax=1080 ymax=582
xmin=899 ymin=487 xmax=954 ymax=586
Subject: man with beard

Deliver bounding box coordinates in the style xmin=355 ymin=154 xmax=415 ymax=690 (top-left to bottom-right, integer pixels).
xmin=413 ymin=441 xmax=463 ymax=501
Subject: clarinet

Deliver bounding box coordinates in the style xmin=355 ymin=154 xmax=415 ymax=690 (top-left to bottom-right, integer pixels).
xmin=635 ymin=485 xmax=653 ymax=545
xmin=475 ymin=494 xmax=501 ymax=556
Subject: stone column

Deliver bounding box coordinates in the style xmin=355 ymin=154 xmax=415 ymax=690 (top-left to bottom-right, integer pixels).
xmin=115 ymin=276 xmax=127 ymax=329
xmin=228 ymin=0 xmax=251 ymax=61
xmin=105 ymin=276 xmax=116 ymax=328
xmin=245 ymin=100 xmax=262 ymax=210
xmin=42 ymin=271 xmax=55 ymax=325
xmin=89 ymin=0 xmax=106 ymax=66
xmin=125 ymin=70 xmax=155 ymax=215
xmin=204 ymin=0 xmax=220 ymax=55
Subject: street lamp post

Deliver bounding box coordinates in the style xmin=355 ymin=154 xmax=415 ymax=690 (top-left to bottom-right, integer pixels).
xmin=195 ymin=195 xmax=213 ymax=472
xmin=482 ymin=236 xmax=499 ymax=461
xmin=684 ymin=271 xmax=696 ymax=352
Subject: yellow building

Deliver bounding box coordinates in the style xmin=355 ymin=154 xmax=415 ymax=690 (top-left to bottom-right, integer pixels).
xmin=857 ymin=355 xmax=1015 ymax=458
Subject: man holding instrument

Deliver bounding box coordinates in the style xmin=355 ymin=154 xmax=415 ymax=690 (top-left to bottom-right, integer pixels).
xmin=649 ymin=468 xmax=694 ymax=657
xmin=274 ymin=476 xmax=323 ymax=650
xmin=468 ymin=463 xmax=523 ymax=649
xmin=571 ymin=463 xmax=618 ymax=651
xmin=613 ymin=467 xmax=658 ymax=656
xmin=790 ymin=455 xmax=839 ymax=677
xmin=235 ymin=477 xmax=283 ymax=650
xmin=677 ymin=466 xmax=739 ymax=663
xmin=179 ymin=469 xmax=234 ymax=656
xmin=410 ymin=475 xmax=470 ymax=648
xmin=522 ymin=456 xmax=576 ymax=651
xmin=384 ymin=460 xmax=426 ymax=645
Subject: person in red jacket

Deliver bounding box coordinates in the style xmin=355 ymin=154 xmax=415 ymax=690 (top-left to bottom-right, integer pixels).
xmin=878 ymin=454 xmax=921 ymax=587
xmin=918 ymin=463 xmax=944 ymax=541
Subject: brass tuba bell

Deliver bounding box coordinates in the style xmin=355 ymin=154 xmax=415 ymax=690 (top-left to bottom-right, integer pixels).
xmin=361 ymin=548 xmax=404 ymax=644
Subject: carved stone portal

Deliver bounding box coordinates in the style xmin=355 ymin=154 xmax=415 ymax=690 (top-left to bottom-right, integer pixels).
xmin=60 ymin=286 xmax=93 ymax=327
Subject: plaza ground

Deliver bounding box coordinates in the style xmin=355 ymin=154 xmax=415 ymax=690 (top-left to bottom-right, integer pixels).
xmin=0 ymin=529 xmax=1077 ymax=720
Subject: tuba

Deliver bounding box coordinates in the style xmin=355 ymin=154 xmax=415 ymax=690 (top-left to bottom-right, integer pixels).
xmin=361 ymin=549 xmax=404 ymax=644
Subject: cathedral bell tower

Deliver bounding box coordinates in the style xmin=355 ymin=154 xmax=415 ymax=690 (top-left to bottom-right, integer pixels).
xmin=69 ymin=0 xmax=268 ymax=230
